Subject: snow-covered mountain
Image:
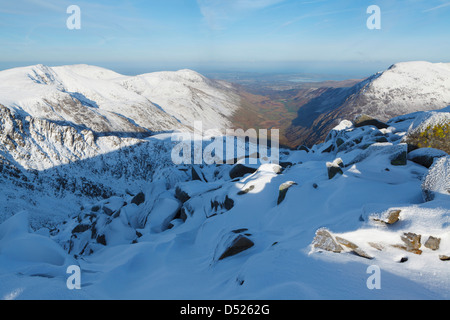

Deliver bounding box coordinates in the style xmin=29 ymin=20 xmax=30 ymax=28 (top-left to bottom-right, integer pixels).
xmin=0 ymin=104 xmax=449 ymax=299
xmin=0 ymin=64 xmax=241 ymax=172
xmin=0 ymin=64 xmax=240 ymax=135
xmin=0 ymin=62 xmax=449 ymax=300
xmin=287 ymin=61 xmax=450 ymax=146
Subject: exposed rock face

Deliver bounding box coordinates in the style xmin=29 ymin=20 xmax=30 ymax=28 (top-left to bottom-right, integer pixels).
xmin=312 ymin=229 xmax=343 ymax=253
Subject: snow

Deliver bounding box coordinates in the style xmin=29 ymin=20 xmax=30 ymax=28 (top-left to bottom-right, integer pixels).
xmin=0 ymin=64 xmax=240 ymax=135
xmin=0 ymin=64 xmax=450 ymax=300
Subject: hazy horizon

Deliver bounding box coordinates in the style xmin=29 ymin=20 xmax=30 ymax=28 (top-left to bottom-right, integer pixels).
xmin=1 ymin=0 xmax=450 ymax=80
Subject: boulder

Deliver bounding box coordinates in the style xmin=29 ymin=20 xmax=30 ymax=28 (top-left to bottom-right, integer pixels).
xmin=385 ymin=210 xmax=401 ymax=225
xmin=373 ymin=210 xmax=401 ymax=225
xmin=353 ymin=114 xmax=389 ymax=130
xmin=390 ymin=151 xmax=407 ymax=166
xmin=312 ymin=229 xmax=343 ymax=253
xmin=131 ymin=192 xmax=145 ymax=206
xmin=439 ymin=255 xmax=450 ymax=261
xmin=398 ymin=233 xmax=422 ymax=255
xmin=277 ymin=181 xmax=297 ymax=205
xmin=326 ymin=158 xmax=344 ymax=180
xmin=424 ymin=236 xmax=441 ymax=251
xmin=237 ymin=185 xmax=255 ymax=196
xmin=219 ymin=235 xmax=255 ymax=260
xmin=335 ymin=236 xmax=374 ymax=260
xmin=229 ymin=164 xmax=258 ymax=179
xmin=408 ymin=148 xmax=447 ymax=168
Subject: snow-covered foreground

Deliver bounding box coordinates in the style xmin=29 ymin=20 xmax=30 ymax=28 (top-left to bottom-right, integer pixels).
xmin=0 ymin=108 xmax=449 ymax=300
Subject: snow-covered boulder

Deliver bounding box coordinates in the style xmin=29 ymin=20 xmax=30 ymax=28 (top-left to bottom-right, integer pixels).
xmin=422 ymin=156 xmax=450 ymax=202
xmin=408 ymin=148 xmax=448 ymax=168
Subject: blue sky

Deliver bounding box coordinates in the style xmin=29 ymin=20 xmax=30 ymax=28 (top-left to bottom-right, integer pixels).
xmin=0 ymin=0 xmax=449 ymax=77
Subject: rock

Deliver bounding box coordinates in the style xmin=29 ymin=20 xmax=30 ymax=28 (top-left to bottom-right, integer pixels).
xmin=424 ymin=236 xmax=441 ymax=251
xmin=368 ymin=242 xmax=384 ymax=251
xmin=400 ymin=232 xmax=422 ymax=255
xmin=335 ymin=236 xmax=358 ymax=250
xmin=312 ymin=229 xmax=343 ymax=253
xmin=421 ymin=156 xmax=450 ymax=202
xmin=335 ymin=236 xmax=374 ymax=260
xmin=399 ymin=257 xmax=409 ymax=263
xmin=219 ymin=235 xmax=255 ymax=260
xmin=131 ymin=192 xmax=145 ymax=206
xmin=322 ymin=143 xmax=334 ymax=154
xmin=404 ymin=112 xmax=450 ymax=154
xmin=280 ymin=162 xmax=293 ymax=169
xmin=439 ymin=255 xmax=450 ymax=261
xmin=375 ymin=137 xmax=389 ymax=143
xmin=175 ymin=186 xmax=191 ymax=203
xmin=191 ymin=166 xmax=207 ymax=182
xmin=385 ymin=210 xmax=401 ymax=225
xmin=146 ymin=198 xmax=182 ymax=233
xmin=257 ymin=163 xmax=283 ymax=175
xmin=408 ymin=148 xmax=447 ymax=168
xmin=237 ymin=185 xmax=255 ymax=196
xmin=326 ymin=158 xmax=344 ymax=180
xmin=353 ymin=114 xmax=389 ymax=130
xmin=352 ymin=247 xmax=374 ymax=260
xmin=210 ymin=195 xmax=234 ymax=217
xmin=277 ymin=181 xmax=297 ymax=205
xmin=229 ymin=164 xmax=258 ymax=179
xmin=391 ymin=151 xmax=407 ymax=166
xmin=297 ymin=145 xmax=310 ymax=153
xmin=96 ymin=234 xmax=107 ymax=246
xmin=72 ymin=224 xmax=90 ymax=234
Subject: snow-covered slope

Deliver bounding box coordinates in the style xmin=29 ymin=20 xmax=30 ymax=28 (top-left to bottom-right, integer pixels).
xmin=0 ymin=106 xmax=449 ymax=300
